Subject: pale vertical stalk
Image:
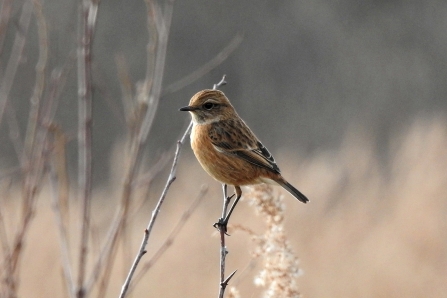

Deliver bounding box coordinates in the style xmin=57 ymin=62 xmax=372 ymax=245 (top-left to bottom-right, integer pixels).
xmin=0 ymin=0 xmax=13 ymax=55
xmin=0 ymin=1 xmax=32 ymax=128
xmin=49 ymin=164 xmax=76 ymax=298
xmin=25 ymin=0 xmax=48 ymax=164
xmin=76 ymin=0 xmax=99 ymax=297
xmin=84 ymin=0 xmax=175 ymax=294
xmin=2 ymin=2 xmax=48 ymax=295
xmin=137 ymin=0 xmax=174 ymax=142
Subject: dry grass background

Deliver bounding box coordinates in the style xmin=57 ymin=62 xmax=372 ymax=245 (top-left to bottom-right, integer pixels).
xmin=1 ymin=116 xmax=447 ymax=297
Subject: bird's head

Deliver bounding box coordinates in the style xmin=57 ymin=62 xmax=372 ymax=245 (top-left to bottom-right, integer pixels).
xmin=179 ymin=89 xmax=237 ymax=124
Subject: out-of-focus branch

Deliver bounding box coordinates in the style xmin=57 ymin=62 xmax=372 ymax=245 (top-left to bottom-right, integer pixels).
xmin=2 ymin=2 xmax=50 ymax=296
xmin=163 ymin=33 xmax=243 ymax=95
xmin=0 ymin=1 xmax=33 ymax=128
xmin=85 ymin=1 xmax=176 ymax=294
xmin=49 ymin=148 xmax=76 ymax=298
xmin=109 ymin=3 xmax=165 ymax=291
xmin=137 ymin=0 xmax=175 ymax=143
xmin=24 ymin=0 xmax=48 ymax=159
xmin=76 ymin=0 xmax=100 ymax=297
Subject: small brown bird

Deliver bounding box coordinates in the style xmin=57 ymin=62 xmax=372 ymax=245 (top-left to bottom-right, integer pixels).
xmin=180 ymin=89 xmax=308 ymax=229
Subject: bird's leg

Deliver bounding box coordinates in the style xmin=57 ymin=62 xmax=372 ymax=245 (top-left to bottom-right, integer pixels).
xmin=214 ymin=186 xmax=241 ymax=234
xmin=221 ymin=184 xmax=233 ymax=218
xmin=214 ymin=184 xmax=234 ymax=234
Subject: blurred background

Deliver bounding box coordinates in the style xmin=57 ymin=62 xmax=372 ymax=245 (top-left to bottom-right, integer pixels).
xmin=1 ymin=0 xmax=447 ymax=297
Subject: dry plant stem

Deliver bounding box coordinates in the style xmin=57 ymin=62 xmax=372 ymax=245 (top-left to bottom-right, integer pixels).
xmin=76 ymin=0 xmax=99 ymax=297
xmin=24 ymin=0 xmax=48 ymax=159
xmin=5 ymin=102 xmax=25 ymax=165
xmin=119 ymin=121 xmax=192 ymax=298
xmin=127 ymin=185 xmax=208 ymax=294
xmin=1 ymin=2 xmax=49 ymax=295
xmin=218 ymin=186 xmax=230 ymax=298
xmin=49 ymin=165 xmax=76 ymax=298
xmin=210 ymin=74 xmax=239 ymax=298
xmin=217 ymin=184 xmax=237 ymax=298
xmin=91 ymin=1 xmax=176 ymax=294
xmin=137 ymin=0 xmax=175 ymax=143
xmin=0 ymin=0 xmax=32 ymax=127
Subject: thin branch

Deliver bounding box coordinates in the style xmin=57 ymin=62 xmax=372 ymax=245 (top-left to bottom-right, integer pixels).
xmin=2 ymin=2 xmax=49 ymax=295
xmin=49 ymin=157 xmax=76 ymax=298
xmin=119 ymin=121 xmax=191 ymax=298
xmin=128 ymin=185 xmax=208 ymax=293
xmin=137 ymin=0 xmax=175 ymax=143
xmin=87 ymin=1 xmax=176 ymax=293
xmin=5 ymin=101 xmax=25 ymax=167
xmin=76 ymin=0 xmax=100 ymax=297
xmin=24 ymin=0 xmax=48 ymax=159
xmin=209 ymin=75 xmax=237 ymax=298
xmin=217 ymin=185 xmax=234 ymax=298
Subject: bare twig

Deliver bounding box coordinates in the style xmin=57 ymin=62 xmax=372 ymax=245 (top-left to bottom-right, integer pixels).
xmin=128 ymin=185 xmax=208 ymax=294
xmin=83 ymin=1 xmax=177 ymax=292
xmin=137 ymin=0 xmax=175 ymax=143
xmin=5 ymin=101 xmax=25 ymax=166
xmin=216 ymin=184 xmax=236 ymax=298
xmin=88 ymin=1 xmax=177 ymax=295
xmin=119 ymin=121 xmax=191 ymax=298
xmin=49 ymin=158 xmax=76 ymax=298
xmin=24 ymin=0 xmax=48 ymax=159
xmin=1 ymin=2 xmax=49 ymax=295
xmin=76 ymin=0 xmax=100 ymax=297
xmin=208 ymin=74 xmax=238 ymax=298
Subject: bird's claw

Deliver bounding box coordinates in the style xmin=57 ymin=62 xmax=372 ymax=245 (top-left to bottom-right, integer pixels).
xmin=213 ymin=217 xmax=230 ymax=235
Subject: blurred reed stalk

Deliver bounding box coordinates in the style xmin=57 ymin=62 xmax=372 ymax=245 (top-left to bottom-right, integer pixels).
xmin=0 ymin=1 xmax=48 ymax=296
xmin=76 ymin=0 xmax=99 ymax=296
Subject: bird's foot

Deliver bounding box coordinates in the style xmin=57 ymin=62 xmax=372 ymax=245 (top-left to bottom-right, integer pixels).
xmin=213 ymin=217 xmax=230 ymax=236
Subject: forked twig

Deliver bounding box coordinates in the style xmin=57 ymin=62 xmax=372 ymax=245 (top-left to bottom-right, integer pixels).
xmin=216 ymin=185 xmax=237 ymax=298
xmin=208 ymin=76 xmax=239 ymax=298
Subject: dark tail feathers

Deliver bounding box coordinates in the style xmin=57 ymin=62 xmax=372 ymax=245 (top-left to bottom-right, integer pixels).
xmin=278 ymin=180 xmax=309 ymax=203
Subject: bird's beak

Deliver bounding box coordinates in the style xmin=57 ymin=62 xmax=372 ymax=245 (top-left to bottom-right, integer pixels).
xmin=179 ymin=106 xmax=198 ymax=112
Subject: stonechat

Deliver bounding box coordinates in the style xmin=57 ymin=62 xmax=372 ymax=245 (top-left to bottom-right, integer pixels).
xmin=180 ymin=89 xmax=308 ymax=228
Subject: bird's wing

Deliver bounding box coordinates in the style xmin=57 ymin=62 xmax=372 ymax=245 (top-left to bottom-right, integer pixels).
xmin=209 ymin=119 xmax=280 ymax=174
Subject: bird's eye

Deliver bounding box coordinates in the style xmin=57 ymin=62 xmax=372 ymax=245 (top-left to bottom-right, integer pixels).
xmin=203 ymin=102 xmax=214 ymax=110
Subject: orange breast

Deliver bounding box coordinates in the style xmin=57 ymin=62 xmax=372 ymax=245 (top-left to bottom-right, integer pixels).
xmin=191 ymin=124 xmax=268 ymax=186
